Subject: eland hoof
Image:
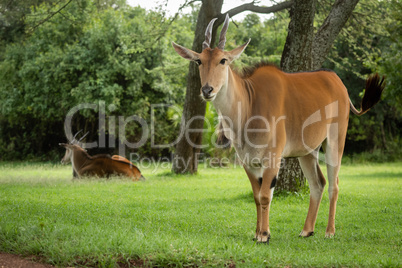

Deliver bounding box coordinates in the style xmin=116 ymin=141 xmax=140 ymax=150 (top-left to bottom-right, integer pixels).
xmin=255 ymin=233 xmax=270 ymax=245
xmin=325 ymin=233 xmax=335 ymax=238
xmin=299 ymin=231 xmax=314 ymax=237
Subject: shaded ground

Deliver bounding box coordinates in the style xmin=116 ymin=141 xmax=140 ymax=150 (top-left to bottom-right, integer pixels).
xmin=0 ymin=253 xmax=54 ymax=268
xmin=0 ymin=253 xmax=147 ymax=268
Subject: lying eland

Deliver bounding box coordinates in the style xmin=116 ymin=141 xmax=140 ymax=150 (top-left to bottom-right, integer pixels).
xmin=60 ymin=131 xmax=144 ymax=181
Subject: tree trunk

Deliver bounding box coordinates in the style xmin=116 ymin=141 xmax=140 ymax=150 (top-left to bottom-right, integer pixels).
xmin=277 ymin=158 xmax=307 ymax=191
xmin=281 ymin=0 xmax=316 ymax=72
xmin=312 ymin=0 xmax=360 ymax=69
xmin=172 ymin=0 xmax=223 ymax=174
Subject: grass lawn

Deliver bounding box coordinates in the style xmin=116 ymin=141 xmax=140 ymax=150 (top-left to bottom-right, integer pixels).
xmin=0 ymin=161 xmax=400 ymax=267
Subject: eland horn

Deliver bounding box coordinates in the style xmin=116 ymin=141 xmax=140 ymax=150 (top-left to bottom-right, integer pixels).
xmin=218 ymin=14 xmax=230 ymax=50
xmin=71 ymin=130 xmax=83 ymax=144
xmin=202 ymin=18 xmax=217 ymax=50
xmin=77 ymin=131 xmax=89 ymax=143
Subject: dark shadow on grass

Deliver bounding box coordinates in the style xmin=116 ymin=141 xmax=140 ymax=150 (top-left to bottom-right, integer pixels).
xmin=156 ymin=171 xmax=203 ymax=178
xmin=228 ymin=191 xmax=255 ymax=203
xmin=352 ymin=171 xmax=402 ymax=179
xmin=156 ymin=171 xmax=176 ymax=177
xmin=216 ymin=189 xmax=310 ymax=204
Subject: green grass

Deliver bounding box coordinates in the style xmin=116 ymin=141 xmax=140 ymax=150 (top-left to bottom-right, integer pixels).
xmin=0 ymin=162 xmax=401 ymax=267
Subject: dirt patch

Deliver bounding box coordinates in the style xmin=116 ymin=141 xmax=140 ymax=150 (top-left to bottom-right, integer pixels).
xmin=0 ymin=253 xmax=54 ymax=268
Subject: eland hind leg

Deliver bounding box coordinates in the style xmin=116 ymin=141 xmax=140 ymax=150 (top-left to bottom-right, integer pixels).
xmin=323 ymin=141 xmax=342 ymax=238
xmin=298 ymin=151 xmax=326 ymax=237
xmin=323 ymin=124 xmax=346 ymax=238
xmin=326 ymin=163 xmax=340 ymax=238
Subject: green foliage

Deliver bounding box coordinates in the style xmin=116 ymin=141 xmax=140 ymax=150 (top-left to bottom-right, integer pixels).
xmin=377 ymin=0 xmax=402 ymax=116
xmin=226 ymin=12 xmax=289 ymax=66
xmin=321 ymin=0 xmax=401 ymax=157
xmin=0 ymin=0 xmax=59 ymax=49
xmin=0 ymin=0 xmax=192 ymax=159
xmin=0 ymin=0 xmax=400 ymax=161
xmin=0 ymin=162 xmax=400 ymax=266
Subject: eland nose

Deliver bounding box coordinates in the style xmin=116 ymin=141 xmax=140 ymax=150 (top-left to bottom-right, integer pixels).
xmin=201 ymin=84 xmax=214 ymax=97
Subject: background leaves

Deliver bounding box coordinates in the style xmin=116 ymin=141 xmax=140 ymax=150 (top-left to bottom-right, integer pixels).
xmin=0 ymin=0 xmax=400 ymax=161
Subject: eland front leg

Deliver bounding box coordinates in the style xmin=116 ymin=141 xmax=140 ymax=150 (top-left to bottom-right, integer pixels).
xmin=245 ymin=166 xmax=279 ymax=244
xmin=245 ymin=168 xmax=262 ymax=241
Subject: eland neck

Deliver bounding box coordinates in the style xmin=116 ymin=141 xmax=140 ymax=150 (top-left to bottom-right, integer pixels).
xmin=212 ymin=67 xmax=252 ymax=131
xmin=71 ymin=148 xmax=90 ymax=173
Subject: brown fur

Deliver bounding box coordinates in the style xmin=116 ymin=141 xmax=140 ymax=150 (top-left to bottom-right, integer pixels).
xmin=235 ymin=61 xmax=280 ymax=79
xmin=60 ymin=144 xmax=143 ymax=181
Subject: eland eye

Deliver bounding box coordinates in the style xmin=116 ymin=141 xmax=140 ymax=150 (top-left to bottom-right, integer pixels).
xmin=220 ymin=58 xmax=227 ymax=65
xmin=195 ymin=59 xmax=202 ymax=65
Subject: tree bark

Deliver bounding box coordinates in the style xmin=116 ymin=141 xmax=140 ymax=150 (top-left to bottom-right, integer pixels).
xmin=172 ymin=0 xmax=223 ymax=174
xmin=281 ymin=0 xmax=316 ymax=72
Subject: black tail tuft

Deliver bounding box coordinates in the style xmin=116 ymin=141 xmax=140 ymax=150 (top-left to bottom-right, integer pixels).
xmin=361 ymin=73 xmax=385 ymax=113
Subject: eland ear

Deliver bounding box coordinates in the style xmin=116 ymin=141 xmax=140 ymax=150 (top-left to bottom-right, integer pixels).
xmin=227 ymin=39 xmax=251 ymax=62
xmin=172 ymin=42 xmax=200 ymax=61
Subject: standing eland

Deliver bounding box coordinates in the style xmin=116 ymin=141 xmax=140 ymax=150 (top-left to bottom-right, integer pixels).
xmin=172 ymin=14 xmax=385 ymax=243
